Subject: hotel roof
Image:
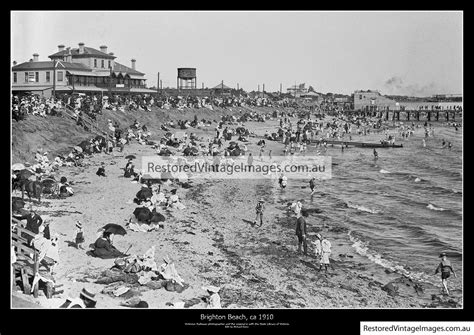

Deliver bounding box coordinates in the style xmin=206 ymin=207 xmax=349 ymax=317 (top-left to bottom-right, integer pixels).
xmin=49 ymin=46 xmax=116 ymax=59
xmin=112 ymin=62 xmax=144 ymax=76
xmin=12 ymin=61 xmax=92 ymax=72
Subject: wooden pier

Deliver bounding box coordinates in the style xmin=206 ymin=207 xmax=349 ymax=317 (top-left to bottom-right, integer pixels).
xmin=339 ymin=110 xmax=462 ymax=122
xmin=312 ymin=139 xmax=403 ymax=148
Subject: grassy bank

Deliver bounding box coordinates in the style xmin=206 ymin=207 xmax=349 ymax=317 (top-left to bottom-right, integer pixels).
xmin=11 ymin=105 xmax=282 ymax=164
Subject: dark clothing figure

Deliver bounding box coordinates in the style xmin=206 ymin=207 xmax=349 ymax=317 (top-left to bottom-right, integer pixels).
xmin=59 ymin=184 xmax=72 ymax=197
xmin=435 ymin=259 xmax=455 ymax=280
xmin=254 ymin=200 xmax=264 ymax=226
xmin=435 ymin=254 xmax=457 ymax=295
xmin=21 ymin=213 xmax=50 ymax=244
xmin=96 ymin=166 xmax=106 ymax=177
xmin=124 ymin=162 xmax=134 ymax=178
xmin=295 ymin=216 xmax=307 ymax=255
xmin=92 ymin=237 xmax=124 ymax=259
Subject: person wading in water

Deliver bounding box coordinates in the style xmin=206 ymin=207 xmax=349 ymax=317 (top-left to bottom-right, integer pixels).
xmin=435 ymin=252 xmax=457 ymax=295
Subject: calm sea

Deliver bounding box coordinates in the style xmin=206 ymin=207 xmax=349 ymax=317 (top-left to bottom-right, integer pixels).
xmin=283 ymin=122 xmax=462 ymax=291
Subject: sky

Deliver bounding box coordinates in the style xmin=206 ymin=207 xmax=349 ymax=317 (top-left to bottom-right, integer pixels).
xmin=11 ymin=11 xmax=462 ymax=96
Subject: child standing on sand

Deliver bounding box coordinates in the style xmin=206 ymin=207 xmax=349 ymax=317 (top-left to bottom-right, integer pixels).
xmin=319 ymin=235 xmax=332 ymax=272
xmin=75 ymin=221 xmax=85 ymax=250
xmin=312 ymin=233 xmax=322 ymax=261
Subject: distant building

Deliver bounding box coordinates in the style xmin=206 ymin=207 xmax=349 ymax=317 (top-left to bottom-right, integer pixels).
xmin=12 ymin=42 xmax=155 ymax=97
xmin=353 ymin=90 xmax=397 ymax=111
xmin=300 ymin=91 xmax=320 ymax=101
xmin=287 ymin=83 xmax=308 ymax=97
xmin=211 ymin=82 xmax=232 ymax=96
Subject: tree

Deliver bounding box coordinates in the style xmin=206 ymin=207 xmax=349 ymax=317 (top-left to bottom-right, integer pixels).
xmin=308 ymin=85 xmax=316 ymax=92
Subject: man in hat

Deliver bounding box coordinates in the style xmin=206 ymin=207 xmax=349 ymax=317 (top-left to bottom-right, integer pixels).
xmin=20 ymin=204 xmax=50 ymax=244
xmin=60 ymin=288 xmax=97 ymax=308
xmin=253 ymin=198 xmax=265 ymax=227
xmin=79 ymin=288 xmax=97 ymax=308
xmin=434 ymin=252 xmax=457 ymax=295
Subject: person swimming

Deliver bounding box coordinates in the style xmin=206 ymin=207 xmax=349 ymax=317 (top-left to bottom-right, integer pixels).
xmin=373 ymin=148 xmax=378 ymax=160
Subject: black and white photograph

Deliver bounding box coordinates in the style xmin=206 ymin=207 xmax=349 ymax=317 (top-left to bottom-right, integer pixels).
xmin=10 ymin=9 xmax=464 ymax=329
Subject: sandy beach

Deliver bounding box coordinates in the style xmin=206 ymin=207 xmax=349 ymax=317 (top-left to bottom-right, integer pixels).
xmin=12 ymin=109 xmax=460 ymax=309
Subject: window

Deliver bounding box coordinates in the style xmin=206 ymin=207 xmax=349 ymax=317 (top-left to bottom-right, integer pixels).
xmin=58 ymin=71 xmax=63 ymax=82
xmin=46 ymin=71 xmax=50 ymax=82
xmin=13 ymin=72 xmax=17 ymax=83
xmin=101 ymin=60 xmax=104 ymax=68
xmin=24 ymin=72 xmax=28 ymax=83
xmin=28 ymin=72 xmax=35 ymax=82
xmin=108 ymin=60 xmax=111 ymax=69
xmin=94 ymin=59 xmax=97 ymax=67
xmin=35 ymin=72 xmax=39 ymax=82
xmin=359 ymin=95 xmax=362 ymax=100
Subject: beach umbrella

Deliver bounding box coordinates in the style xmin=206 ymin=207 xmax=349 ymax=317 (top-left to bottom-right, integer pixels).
xmin=12 ymin=163 xmax=25 ymax=171
xmin=125 ymin=155 xmax=136 ymax=160
xmin=73 ymin=146 xmax=83 ymax=153
xmin=100 ymin=223 xmax=127 ymax=236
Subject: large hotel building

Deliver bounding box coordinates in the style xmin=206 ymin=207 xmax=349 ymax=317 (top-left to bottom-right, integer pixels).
xmin=11 ymin=42 xmax=156 ymax=97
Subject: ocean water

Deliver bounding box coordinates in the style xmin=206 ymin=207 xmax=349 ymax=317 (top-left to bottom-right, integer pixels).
xmin=283 ymin=123 xmax=462 ymax=291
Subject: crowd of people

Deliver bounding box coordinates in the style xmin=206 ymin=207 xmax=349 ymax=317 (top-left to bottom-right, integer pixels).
xmin=12 ymin=94 xmax=64 ymax=121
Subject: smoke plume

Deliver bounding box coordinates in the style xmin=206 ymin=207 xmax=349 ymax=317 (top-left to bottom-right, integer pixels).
xmin=383 ymin=76 xmax=442 ymax=97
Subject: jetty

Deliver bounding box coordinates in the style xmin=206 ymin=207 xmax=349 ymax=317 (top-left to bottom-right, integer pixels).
xmin=312 ymin=139 xmax=403 ymax=148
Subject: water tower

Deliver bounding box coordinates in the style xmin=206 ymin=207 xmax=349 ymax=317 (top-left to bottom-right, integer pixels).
xmin=177 ymin=68 xmax=197 ymax=91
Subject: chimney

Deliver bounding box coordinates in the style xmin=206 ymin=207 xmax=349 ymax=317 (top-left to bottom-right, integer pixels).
xmin=58 ymin=44 xmax=65 ymax=52
xmin=33 ymin=53 xmax=39 ymax=62
xmin=29 ymin=58 xmax=33 ymax=62
xmin=109 ymin=52 xmax=114 ymax=56
xmin=13 ymin=60 xmax=17 ymax=66
xmin=78 ymin=42 xmax=85 ymax=54
xmin=131 ymin=59 xmax=136 ymax=70
xmin=66 ymin=48 xmax=72 ymax=63
xmin=100 ymin=45 xmax=108 ymax=54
